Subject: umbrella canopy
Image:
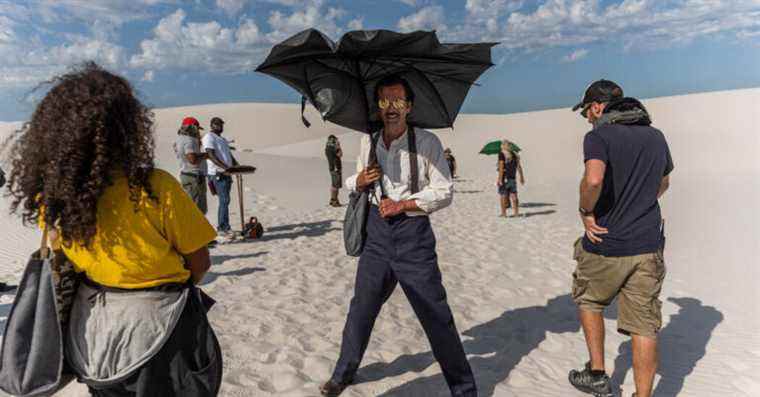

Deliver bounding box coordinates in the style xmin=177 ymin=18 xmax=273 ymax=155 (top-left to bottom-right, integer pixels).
xmin=479 ymin=140 xmax=521 ymax=155
xmin=256 ymin=29 xmax=497 ymax=133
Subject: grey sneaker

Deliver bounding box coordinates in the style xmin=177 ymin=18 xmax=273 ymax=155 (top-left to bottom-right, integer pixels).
xmin=569 ymin=362 xmax=613 ymax=397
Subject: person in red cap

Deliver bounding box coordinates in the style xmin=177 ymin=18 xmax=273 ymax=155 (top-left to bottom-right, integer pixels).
xmin=174 ymin=117 xmax=209 ymax=214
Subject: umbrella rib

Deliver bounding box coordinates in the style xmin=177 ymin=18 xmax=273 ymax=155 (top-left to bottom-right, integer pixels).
xmin=372 ymin=57 xmax=485 ymax=86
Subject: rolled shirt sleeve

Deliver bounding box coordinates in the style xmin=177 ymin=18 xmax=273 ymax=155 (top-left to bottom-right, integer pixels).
xmin=344 ymin=135 xmax=370 ymax=193
xmin=408 ymin=133 xmax=453 ymax=213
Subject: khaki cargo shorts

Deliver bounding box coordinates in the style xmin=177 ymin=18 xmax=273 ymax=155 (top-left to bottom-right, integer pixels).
xmin=571 ymin=238 xmax=666 ymax=338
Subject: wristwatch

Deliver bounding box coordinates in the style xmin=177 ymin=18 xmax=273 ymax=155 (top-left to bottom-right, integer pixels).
xmin=579 ymin=207 xmax=594 ymax=216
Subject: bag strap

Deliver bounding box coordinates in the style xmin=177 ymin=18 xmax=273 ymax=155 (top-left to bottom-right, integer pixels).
xmin=40 ymin=225 xmax=49 ymax=258
xmin=368 ymin=132 xmax=387 ymax=198
xmin=407 ymin=128 xmax=419 ymax=194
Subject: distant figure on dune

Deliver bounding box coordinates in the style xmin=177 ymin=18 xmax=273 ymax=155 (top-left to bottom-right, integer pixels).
xmin=325 ymin=134 xmax=343 ymax=207
xmin=568 ymin=79 xmax=673 ymax=397
xmin=174 ymin=117 xmax=209 ymax=214
xmin=0 ymin=165 xmax=14 ymax=293
xmin=497 ymin=140 xmax=524 ymax=218
xmin=4 ymin=62 xmax=222 ymax=396
xmin=203 ymin=116 xmax=238 ymax=235
xmin=320 ymin=75 xmax=475 ymax=397
xmin=444 ymin=148 xmax=457 ymax=178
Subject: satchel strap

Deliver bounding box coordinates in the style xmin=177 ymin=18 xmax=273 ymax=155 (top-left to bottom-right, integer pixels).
xmin=368 ymin=132 xmax=387 ymax=198
xmin=407 ymin=128 xmax=419 ymax=194
xmin=40 ymin=225 xmax=49 ymax=258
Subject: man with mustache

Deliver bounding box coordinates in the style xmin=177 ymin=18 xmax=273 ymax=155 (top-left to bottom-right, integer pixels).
xmin=320 ymin=75 xmax=476 ymax=397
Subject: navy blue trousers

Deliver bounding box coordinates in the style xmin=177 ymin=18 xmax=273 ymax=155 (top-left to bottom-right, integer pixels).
xmin=332 ymin=207 xmax=477 ymax=396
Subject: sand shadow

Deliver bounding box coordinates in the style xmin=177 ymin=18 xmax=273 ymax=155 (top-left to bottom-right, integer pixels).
xmin=521 ymin=210 xmax=557 ymax=218
xmin=519 ymin=202 xmax=556 ymax=208
xmin=199 ymin=267 xmax=266 ymax=286
xmin=454 ymin=190 xmax=484 ymax=194
xmin=211 ymin=251 xmax=269 ymax=264
xmin=259 ymin=220 xmax=340 ymax=242
xmin=609 ymin=297 xmax=723 ymax=396
xmin=357 ymin=294 xmax=579 ymax=396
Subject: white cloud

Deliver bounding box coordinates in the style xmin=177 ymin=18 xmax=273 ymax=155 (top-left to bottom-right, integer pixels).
xmin=397 ymin=5 xmax=446 ymax=32
xmin=130 ymin=9 xmax=269 ymax=74
xmin=266 ymin=3 xmax=348 ymax=42
xmin=142 ymin=70 xmax=155 ymax=82
xmin=216 ymin=0 xmax=248 ymax=16
xmin=441 ymin=0 xmax=760 ymax=58
xmin=397 ymin=0 xmax=419 ymax=5
xmin=347 ymin=17 xmax=364 ymax=31
xmin=562 ymin=48 xmax=589 ymax=62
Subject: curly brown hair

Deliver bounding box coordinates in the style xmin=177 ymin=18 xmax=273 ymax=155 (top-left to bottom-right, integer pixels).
xmin=4 ymin=62 xmax=156 ymax=246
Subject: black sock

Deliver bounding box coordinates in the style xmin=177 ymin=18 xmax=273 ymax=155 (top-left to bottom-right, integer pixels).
xmin=591 ymin=369 xmax=606 ymax=377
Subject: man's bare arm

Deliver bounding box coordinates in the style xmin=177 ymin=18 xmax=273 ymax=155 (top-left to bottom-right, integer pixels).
xmin=184 ymin=152 xmax=208 ymax=165
xmin=205 ymin=149 xmax=228 ymax=170
xmin=580 ymin=159 xmax=606 ymax=211
xmin=657 ymin=175 xmax=670 ymax=199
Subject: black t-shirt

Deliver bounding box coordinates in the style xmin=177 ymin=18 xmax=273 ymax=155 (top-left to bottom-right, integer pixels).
xmin=498 ymin=152 xmax=518 ymax=180
xmin=325 ymin=145 xmax=342 ymax=172
xmin=582 ymin=123 xmax=673 ymax=256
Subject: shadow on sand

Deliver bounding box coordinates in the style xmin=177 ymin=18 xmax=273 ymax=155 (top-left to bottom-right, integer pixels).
xmin=608 ymin=297 xmax=723 ymax=396
xmin=521 ymin=210 xmax=557 ymax=218
xmin=211 ymin=251 xmax=269 ymax=264
xmin=358 ymin=294 xmax=579 ymax=396
xmin=259 ymin=220 xmax=340 ymax=242
xmin=519 ymin=202 xmax=556 ymax=208
xmin=355 ymin=294 xmax=721 ymax=396
xmin=199 ymin=267 xmax=266 ymax=286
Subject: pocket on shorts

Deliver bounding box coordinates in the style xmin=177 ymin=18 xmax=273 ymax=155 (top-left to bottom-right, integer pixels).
xmin=650 ymin=297 xmax=663 ymax=331
xmin=571 ymin=271 xmax=589 ymax=301
xmin=572 ymin=237 xmax=584 ymax=261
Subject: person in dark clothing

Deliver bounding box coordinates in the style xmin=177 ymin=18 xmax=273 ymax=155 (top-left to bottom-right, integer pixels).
xmin=0 ymin=166 xmax=16 ymax=293
xmin=567 ymin=80 xmax=673 ymax=397
xmin=320 ymin=75 xmax=475 ymax=397
xmin=325 ymin=135 xmax=343 ymax=207
xmin=444 ymin=148 xmax=457 ymax=178
xmin=497 ymin=140 xmax=524 ymax=217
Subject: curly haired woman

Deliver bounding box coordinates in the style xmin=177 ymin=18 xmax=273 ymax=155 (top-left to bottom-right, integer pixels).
xmin=5 ymin=63 xmax=222 ymax=396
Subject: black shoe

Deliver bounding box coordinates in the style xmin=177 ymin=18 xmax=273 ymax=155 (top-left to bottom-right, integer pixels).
xmin=319 ymin=380 xmax=350 ymax=396
xmin=569 ymin=362 xmax=613 ymax=397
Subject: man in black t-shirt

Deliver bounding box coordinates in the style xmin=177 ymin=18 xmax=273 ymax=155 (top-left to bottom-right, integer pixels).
xmin=567 ymin=80 xmax=673 ymax=397
xmin=325 ymin=135 xmax=343 ymax=207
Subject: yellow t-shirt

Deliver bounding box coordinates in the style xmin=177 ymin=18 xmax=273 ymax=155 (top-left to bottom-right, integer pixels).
xmin=47 ymin=169 xmax=216 ymax=289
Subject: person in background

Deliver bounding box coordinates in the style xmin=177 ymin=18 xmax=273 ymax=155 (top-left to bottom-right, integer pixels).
xmin=444 ymin=148 xmax=457 ymax=179
xmin=4 ymin=62 xmax=221 ymax=396
xmin=0 ymin=166 xmax=15 ymax=292
xmin=325 ymin=134 xmax=343 ymax=207
xmin=174 ymin=117 xmax=208 ymax=214
xmin=203 ymin=117 xmax=238 ymax=235
xmin=568 ymin=79 xmax=673 ymax=397
xmin=497 ymin=140 xmax=525 ymax=217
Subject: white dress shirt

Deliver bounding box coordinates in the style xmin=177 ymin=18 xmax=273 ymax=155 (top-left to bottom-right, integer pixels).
xmin=345 ymin=127 xmax=453 ymax=216
xmin=202 ymin=132 xmax=233 ymax=176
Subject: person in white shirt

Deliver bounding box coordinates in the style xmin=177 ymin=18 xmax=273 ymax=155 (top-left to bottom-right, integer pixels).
xmin=202 ymin=117 xmax=238 ymax=234
xmin=320 ymin=75 xmax=476 ymax=397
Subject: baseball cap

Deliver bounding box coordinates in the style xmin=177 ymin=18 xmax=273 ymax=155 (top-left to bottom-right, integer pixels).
xmin=210 ymin=117 xmax=224 ymax=126
xmin=181 ymin=117 xmax=203 ymax=130
xmin=572 ymin=80 xmax=624 ymax=116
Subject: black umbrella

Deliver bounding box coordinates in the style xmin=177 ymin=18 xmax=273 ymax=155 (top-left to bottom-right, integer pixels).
xmin=256 ymin=29 xmax=497 ymax=133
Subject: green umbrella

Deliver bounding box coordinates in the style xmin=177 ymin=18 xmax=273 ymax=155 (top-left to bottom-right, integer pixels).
xmin=479 ymin=140 xmax=521 ymax=155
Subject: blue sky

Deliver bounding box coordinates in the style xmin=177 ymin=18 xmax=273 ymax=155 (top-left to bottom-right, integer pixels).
xmin=1 ymin=0 xmax=759 ymax=121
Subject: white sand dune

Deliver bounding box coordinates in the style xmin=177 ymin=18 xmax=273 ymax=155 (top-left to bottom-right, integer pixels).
xmin=1 ymin=88 xmax=758 ymax=396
